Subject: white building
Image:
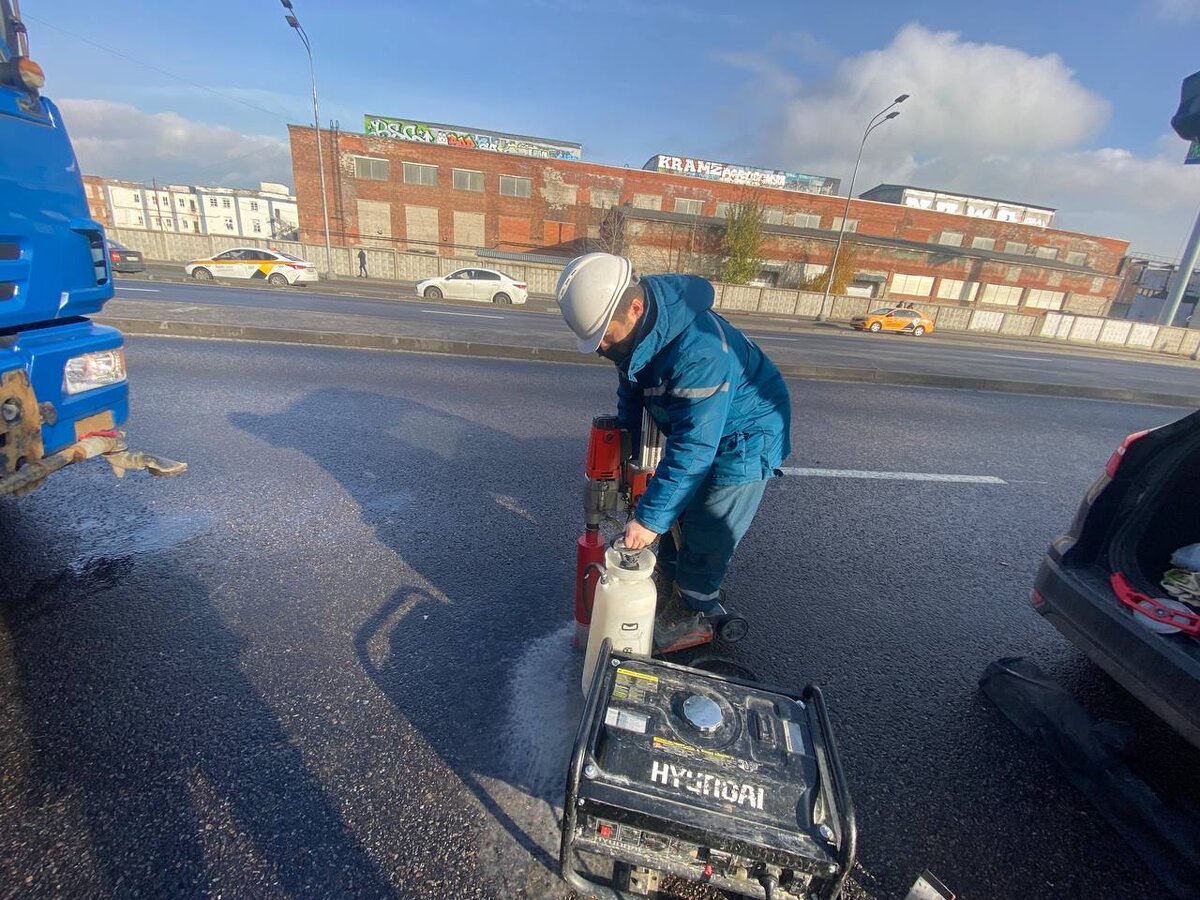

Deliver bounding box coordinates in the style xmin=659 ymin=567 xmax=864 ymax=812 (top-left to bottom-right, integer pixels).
xmin=860 ymin=184 xmax=1056 ymax=228
xmin=92 ymin=178 xmax=298 ymax=240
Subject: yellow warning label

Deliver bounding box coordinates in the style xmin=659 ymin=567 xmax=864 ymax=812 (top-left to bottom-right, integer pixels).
xmin=653 ymin=736 xmax=733 ymax=762
xmin=612 ymin=668 xmax=658 ymax=704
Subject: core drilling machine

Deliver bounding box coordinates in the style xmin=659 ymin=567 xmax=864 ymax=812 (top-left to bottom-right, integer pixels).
xmin=574 ymin=412 xmax=748 ymax=653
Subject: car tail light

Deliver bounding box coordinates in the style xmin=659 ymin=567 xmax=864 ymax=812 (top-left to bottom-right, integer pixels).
xmin=514 ymin=282 xmax=527 ymax=289
xmin=1104 ymin=430 xmax=1151 ymax=479
xmin=1028 ymin=588 xmax=1046 ymax=609
xmin=109 ymin=250 xmax=120 ymax=262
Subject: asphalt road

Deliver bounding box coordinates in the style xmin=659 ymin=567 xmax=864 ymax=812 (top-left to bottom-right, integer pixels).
xmin=111 ymin=277 xmax=1200 ymax=399
xmin=1 ymin=339 xmax=1197 ymax=899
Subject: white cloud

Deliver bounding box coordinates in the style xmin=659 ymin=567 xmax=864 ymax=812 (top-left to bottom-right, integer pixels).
xmin=724 ymin=24 xmax=1198 ymax=257
xmin=1154 ymin=0 xmax=1200 ymax=21
xmin=58 ymin=98 xmax=292 ymax=189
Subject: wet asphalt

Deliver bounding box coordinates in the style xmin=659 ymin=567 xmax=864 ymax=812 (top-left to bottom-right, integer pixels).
xmin=0 ymin=337 xmax=1196 ymax=899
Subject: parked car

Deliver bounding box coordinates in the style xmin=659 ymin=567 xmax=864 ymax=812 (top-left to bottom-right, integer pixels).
xmin=108 ymin=239 xmax=145 ymax=274
xmin=1032 ymin=410 xmax=1200 ymax=748
xmin=850 ymin=306 xmax=935 ymax=336
xmin=185 ymin=247 xmax=318 ymax=286
xmin=417 ymin=268 xmax=528 ymax=305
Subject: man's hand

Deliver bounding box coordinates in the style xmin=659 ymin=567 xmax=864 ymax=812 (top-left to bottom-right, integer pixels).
xmin=623 ymin=519 xmax=659 ymax=550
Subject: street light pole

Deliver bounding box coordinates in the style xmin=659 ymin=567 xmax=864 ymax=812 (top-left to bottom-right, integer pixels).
xmin=816 ymin=94 xmax=908 ymax=322
xmin=281 ymin=0 xmax=333 ymax=277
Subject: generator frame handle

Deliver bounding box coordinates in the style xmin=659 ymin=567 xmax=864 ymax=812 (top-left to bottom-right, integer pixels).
xmin=803 ymin=682 xmax=858 ymax=899
xmin=560 ymin=638 xmax=638 ymax=900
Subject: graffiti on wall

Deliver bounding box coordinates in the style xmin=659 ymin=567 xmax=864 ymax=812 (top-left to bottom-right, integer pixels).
xmin=364 ymin=115 xmax=582 ymax=161
xmin=645 ymin=155 xmax=840 ymax=195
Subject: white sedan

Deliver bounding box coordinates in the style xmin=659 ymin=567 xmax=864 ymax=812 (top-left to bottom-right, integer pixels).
xmin=185 ymin=247 xmax=319 ymax=286
xmin=417 ymin=268 xmax=528 ymax=305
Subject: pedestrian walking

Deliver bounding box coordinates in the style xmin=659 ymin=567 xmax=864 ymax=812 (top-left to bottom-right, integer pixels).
xmin=358 ymin=249 xmax=368 ymax=278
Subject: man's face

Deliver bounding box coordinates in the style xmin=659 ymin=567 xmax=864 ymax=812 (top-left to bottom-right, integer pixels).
xmin=597 ymin=298 xmax=643 ymax=363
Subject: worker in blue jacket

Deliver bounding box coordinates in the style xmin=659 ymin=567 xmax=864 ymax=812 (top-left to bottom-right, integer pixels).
xmin=555 ymin=253 xmax=791 ymax=646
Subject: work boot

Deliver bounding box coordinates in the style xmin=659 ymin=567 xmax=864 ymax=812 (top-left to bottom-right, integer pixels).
xmin=654 ymin=584 xmax=712 ymax=653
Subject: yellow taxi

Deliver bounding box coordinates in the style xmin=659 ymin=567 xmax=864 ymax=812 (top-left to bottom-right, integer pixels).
xmin=850 ymin=306 xmax=935 ymax=336
xmin=185 ymin=247 xmax=318 ymax=287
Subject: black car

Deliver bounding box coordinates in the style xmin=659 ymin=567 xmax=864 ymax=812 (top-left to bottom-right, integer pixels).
xmin=1033 ymin=410 xmax=1200 ymax=748
xmin=108 ymin=239 xmax=145 ymax=273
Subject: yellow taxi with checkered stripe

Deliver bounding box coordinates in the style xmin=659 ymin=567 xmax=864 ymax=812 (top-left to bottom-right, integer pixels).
xmin=185 ymin=247 xmax=318 ymax=286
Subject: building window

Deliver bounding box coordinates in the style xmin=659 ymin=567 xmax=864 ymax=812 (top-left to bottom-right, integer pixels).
xmin=590 ymin=188 xmax=620 ymax=209
xmin=352 ymin=156 xmax=389 ymax=181
xmin=135 ymin=214 xmax=143 ymax=225
xmin=222 ymin=198 xmax=231 ymax=209
xmin=1005 ymin=241 xmax=1027 ymax=255
xmin=209 ymin=197 xmax=218 ymax=208
xmin=792 ymin=212 xmax=821 ymax=229
xmin=249 ymin=201 xmax=259 ymax=212
xmin=132 ymin=193 xmax=140 ymax=203
xmin=453 ymin=169 xmax=485 ymax=192
xmin=1092 ymin=277 xmax=1106 ymax=293
xmin=178 ymin=198 xmax=186 ymax=208
xmin=404 ymin=162 xmax=438 ymax=186
xmin=500 ymin=175 xmax=532 ymax=198
xmin=890 ymin=273 xmax=934 ymax=297
xmin=979 ymin=284 xmax=1023 ymax=306
xmin=937 ymin=279 xmax=979 ymax=302
xmin=632 ymin=193 xmax=662 ymax=210
xmin=252 ymin=220 xmax=262 ymax=233
xmin=970 ymin=236 xmax=996 ymax=251
xmin=1033 ymin=246 xmax=1058 ymax=260
xmin=762 ymin=207 xmax=784 ymax=225
xmin=714 ymin=201 xmax=731 ymax=219
xmin=674 ymin=198 xmax=703 ymax=216
xmin=224 ymin=218 xmax=234 ymax=230
xmin=831 ymin=217 xmax=857 ymax=232
xmin=1065 ymin=250 xmax=1087 ymax=266
xmin=1024 ymin=288 xmax=1065 ymax=310
xmin=937 ymin=231 xmax=963 ymax=247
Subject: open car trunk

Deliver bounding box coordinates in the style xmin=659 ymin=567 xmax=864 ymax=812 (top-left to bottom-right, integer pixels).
xmin=1107 ymin=433 xmax=1200 ymax=654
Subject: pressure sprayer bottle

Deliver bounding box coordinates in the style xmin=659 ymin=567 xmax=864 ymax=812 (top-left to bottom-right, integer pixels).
xmin=582 ymin=538 xmax=657 ymax=695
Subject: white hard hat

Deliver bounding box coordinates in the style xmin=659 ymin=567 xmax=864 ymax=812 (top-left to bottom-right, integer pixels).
xmin=555 ymin=253 xmax=634 ymax=353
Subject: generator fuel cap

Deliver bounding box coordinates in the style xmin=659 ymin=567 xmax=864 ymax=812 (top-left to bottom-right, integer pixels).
xmin=681 ymin=694 xmax=723 ymax=734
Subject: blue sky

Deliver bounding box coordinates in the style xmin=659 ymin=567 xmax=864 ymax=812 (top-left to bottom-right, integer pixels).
xmin=26 ymin=0 xmax=1200 ymax=256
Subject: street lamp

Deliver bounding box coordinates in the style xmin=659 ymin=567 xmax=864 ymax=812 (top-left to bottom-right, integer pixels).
xmin=281 ymin=0 xmax=333 ymax=277
xmin=816 ymin=93 xmax=909 ymax=322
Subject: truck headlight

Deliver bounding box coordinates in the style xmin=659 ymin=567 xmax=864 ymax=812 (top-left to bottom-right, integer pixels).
xmin=63 ymin=348 xmax=127 ymax=395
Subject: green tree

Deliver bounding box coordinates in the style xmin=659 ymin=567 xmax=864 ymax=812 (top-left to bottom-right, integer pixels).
xmin=718 ymin=196 xmax=765 ymax=284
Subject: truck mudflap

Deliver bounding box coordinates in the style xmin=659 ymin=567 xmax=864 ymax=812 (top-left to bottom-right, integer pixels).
xmin=0 ymin=369 xmax=185 ymax=497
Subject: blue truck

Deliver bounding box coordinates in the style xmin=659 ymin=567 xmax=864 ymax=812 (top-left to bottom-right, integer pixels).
xmin=0 ymin=1 xmax=182 ymax=496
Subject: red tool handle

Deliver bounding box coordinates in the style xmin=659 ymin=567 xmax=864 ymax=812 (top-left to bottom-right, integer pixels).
xmin=1111 ymin=571 xmax=1200 ymax=635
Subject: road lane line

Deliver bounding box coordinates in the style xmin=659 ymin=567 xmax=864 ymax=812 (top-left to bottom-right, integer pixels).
xmin=750 ymin=334 xmax=800 ymax=341
xmin=780 ymin=466 xmax=1007 ymax=484
xmin=420 ymin=309 xmax=505 ymax=319
xmin=116 ymin=287 xmax=160 ymax=292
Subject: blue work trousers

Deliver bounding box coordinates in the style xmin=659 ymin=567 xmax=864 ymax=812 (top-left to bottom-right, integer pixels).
xmin=654 ymin=477 xmax=770 ymax=612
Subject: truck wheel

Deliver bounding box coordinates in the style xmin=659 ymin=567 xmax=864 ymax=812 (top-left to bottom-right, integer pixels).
xmin=192 ymin=267 xmax=213 ymax=281
xmin=268 ymin=272 xmax=288 ymax=286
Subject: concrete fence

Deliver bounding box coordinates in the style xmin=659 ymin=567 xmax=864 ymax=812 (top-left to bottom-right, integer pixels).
xmin=109 ymin=227 xmax=1200 ymax=360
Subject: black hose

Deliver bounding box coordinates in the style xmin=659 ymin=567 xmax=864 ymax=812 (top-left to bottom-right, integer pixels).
xmin=759 ymin=872 xmax=778 ymax=900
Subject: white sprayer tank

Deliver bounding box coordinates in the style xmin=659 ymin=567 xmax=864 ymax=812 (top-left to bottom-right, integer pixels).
xmin=582 ymin=541 xmax=658 ymax=694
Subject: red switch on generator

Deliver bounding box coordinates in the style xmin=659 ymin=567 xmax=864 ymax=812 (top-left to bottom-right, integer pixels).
xmin=598 ymin=823 xmax=613 ymax=839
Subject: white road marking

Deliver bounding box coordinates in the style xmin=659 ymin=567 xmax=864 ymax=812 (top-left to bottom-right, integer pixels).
xmin=780 ymin=466 xmax=1007 ymax=484
xmin=750 ymin=334 xmax=800 ymax=341
xmin=116 ymin=286 xmax=160 ymax=292
xmin=420 ymin=309 xmax=505 ymax=319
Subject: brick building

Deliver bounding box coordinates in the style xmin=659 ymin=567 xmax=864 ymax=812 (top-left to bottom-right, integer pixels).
xmin=288 ymin=122 xmax=1131 ymax=316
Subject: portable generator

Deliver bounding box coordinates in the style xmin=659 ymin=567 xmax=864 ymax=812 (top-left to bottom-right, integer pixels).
xmin=561 ymin=640 xmax=856 ymax=899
